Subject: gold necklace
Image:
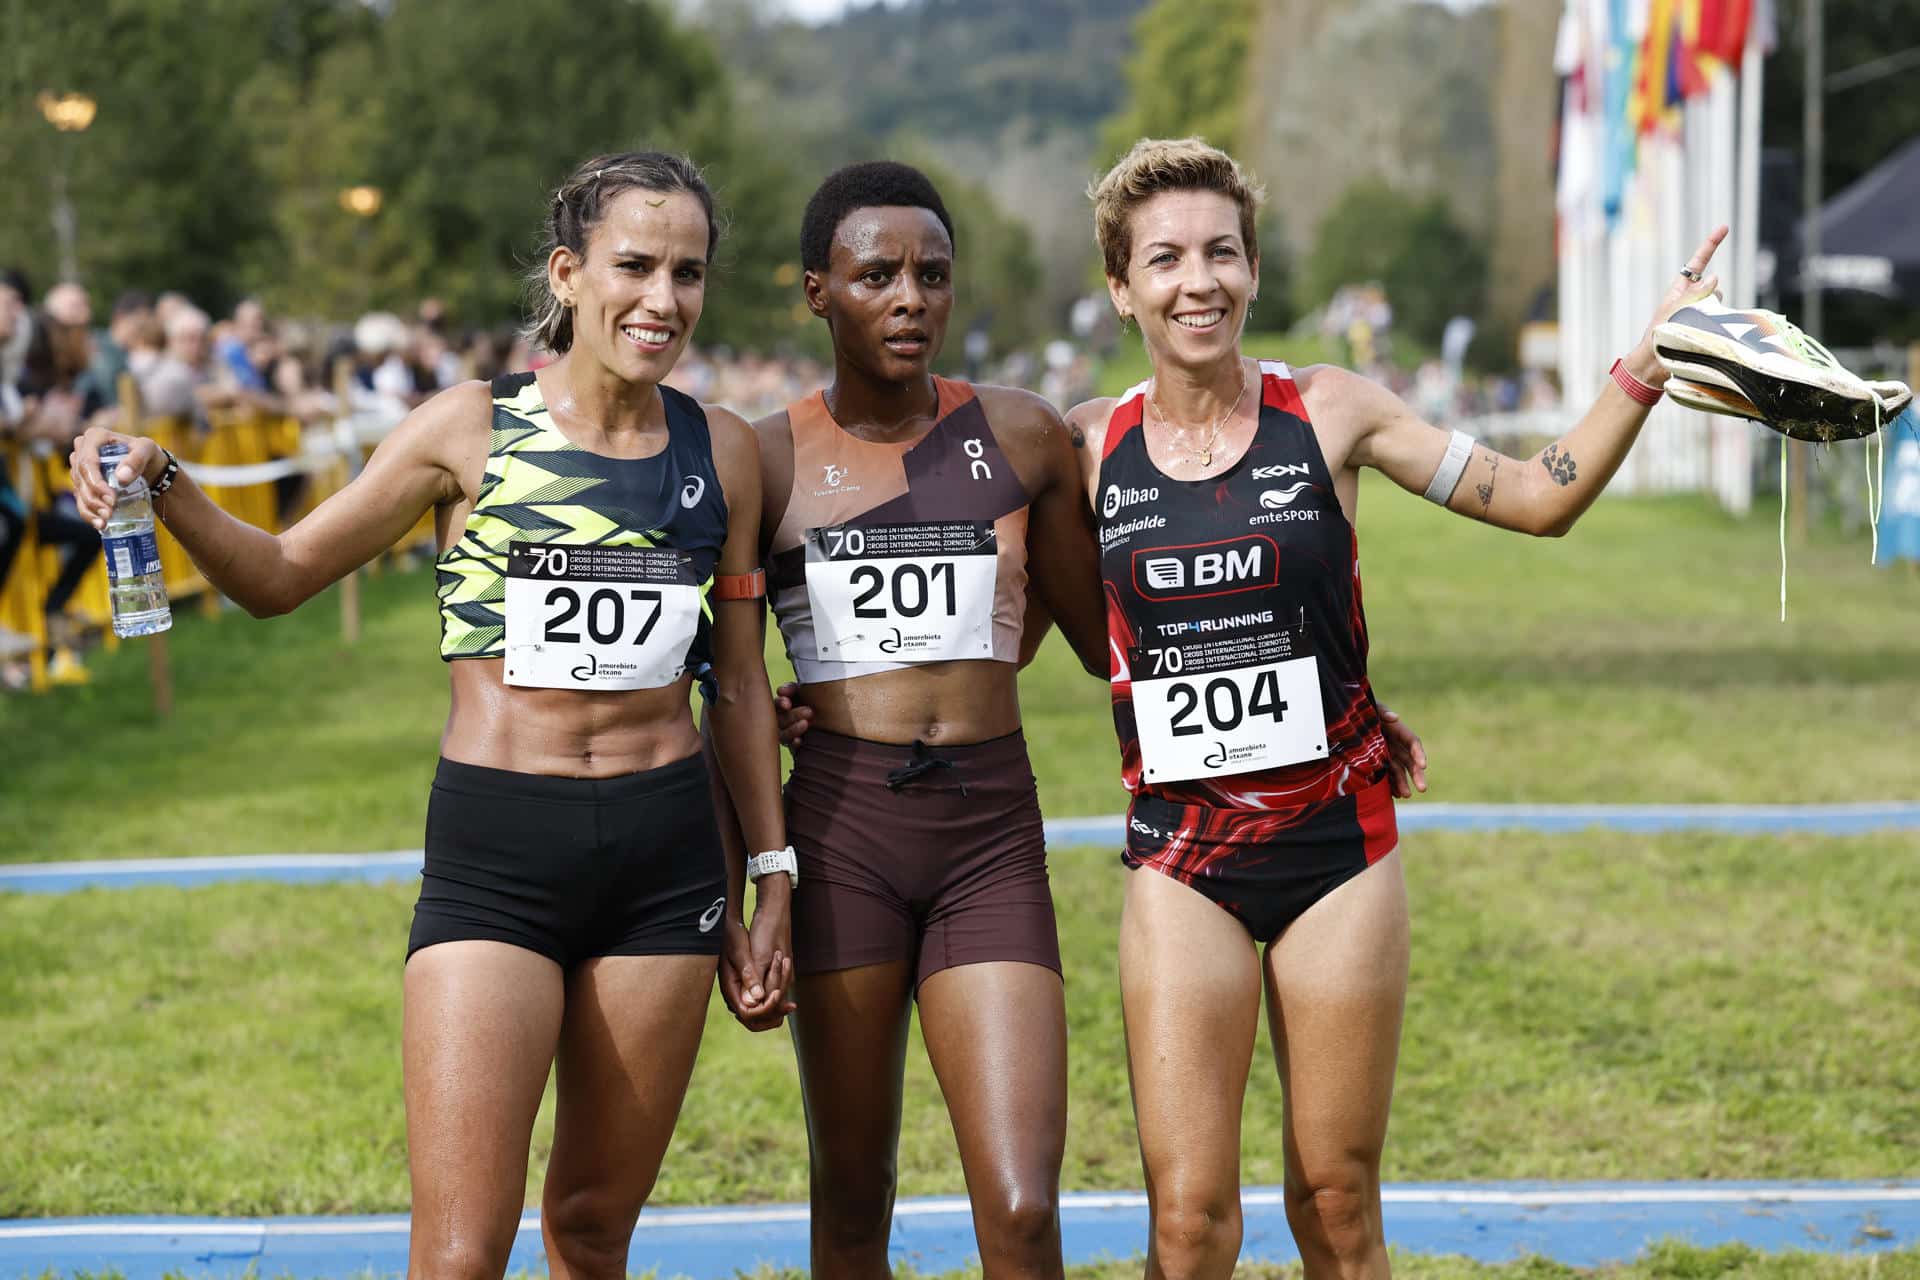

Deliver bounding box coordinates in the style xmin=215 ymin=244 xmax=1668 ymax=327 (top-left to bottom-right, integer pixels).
xmin=1148 ymin=368 xmax=1248 ymax=467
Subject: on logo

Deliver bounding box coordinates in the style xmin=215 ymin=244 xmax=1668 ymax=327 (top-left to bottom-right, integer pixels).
xmin=963 ymin=437 xmax=993 ymax=481
xmin=1133 ymin=535 xmax=1277 ymax=599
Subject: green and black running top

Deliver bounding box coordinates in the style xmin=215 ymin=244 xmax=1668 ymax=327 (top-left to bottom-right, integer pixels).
xmin=435 ymin=372 xmax=729 ymax=685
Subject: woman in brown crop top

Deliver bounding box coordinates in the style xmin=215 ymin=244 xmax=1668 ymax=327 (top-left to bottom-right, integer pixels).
xmin=711 ymin=161 xmax=1110 ymax=1279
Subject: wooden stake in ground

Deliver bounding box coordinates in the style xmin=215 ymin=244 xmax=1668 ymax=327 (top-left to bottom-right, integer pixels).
xmin=332 ymin=358 xmax=361 ymax=645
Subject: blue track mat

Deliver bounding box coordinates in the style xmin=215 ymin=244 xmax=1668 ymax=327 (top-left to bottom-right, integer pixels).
xmin=5 ymin=1184 xmax=1916 ymax=1278
xmin=5 ymin=804 xmax=1918 ymax=894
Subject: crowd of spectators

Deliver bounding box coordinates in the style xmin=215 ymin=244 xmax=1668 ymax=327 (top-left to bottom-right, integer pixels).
xmin=7 ymin=264 xmax=1565 ymax=690
xmin=1 ymin=271 xmax=1113 ymax=690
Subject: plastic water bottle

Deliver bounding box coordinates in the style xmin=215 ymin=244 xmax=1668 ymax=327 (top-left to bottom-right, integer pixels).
xmin=99 ymin=442 xmax=172 ymax=637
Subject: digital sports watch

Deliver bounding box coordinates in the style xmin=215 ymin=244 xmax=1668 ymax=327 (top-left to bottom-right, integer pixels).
xmin=745 ymin=845 xmax=799 ymax=888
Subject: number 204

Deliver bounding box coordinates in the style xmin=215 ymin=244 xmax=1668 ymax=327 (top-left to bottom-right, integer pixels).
xmin=545 ymin=587 xmax=663 ymax=645
xmin=1169 ymin=670 xmax=1287 ymax=737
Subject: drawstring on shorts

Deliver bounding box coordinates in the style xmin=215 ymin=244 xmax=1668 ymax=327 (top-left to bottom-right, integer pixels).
xmin=886 ymin=739 xmax=967 ymax=797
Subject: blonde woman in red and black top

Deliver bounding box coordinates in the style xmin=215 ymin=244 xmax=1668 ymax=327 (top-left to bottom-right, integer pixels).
xmin=1067 ymin=138 xmax=1725 ymax=1279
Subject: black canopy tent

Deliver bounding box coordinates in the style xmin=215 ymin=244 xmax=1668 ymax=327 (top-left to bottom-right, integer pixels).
xmin=1797 ymin=133 xmax=1920 ymax=303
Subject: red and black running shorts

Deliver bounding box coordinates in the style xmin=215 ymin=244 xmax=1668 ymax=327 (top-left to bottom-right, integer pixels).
xmin=786 ymin=728 xmax=1061 ymax=988
xmin=1122 ymin=777 xmax=1398 ymax=943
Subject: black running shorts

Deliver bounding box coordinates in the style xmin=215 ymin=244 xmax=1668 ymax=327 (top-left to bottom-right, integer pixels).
xmin=407 ymin=753 xmax=728 ymax=966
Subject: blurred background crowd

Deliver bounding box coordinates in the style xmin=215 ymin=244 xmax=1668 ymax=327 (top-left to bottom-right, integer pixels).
xmin=4 ymin=0 xmax=1915 ymax=691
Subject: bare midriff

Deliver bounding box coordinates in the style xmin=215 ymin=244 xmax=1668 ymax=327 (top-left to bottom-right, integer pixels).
xmin=797 ymin=660 xmax=1022 ymax=746
xmin=440 ymin=659 xmax=702 ymax=778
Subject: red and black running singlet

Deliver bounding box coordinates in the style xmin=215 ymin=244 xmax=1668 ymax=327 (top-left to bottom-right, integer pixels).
xmin=1099 ymin=361 xmax=1392 ymax=820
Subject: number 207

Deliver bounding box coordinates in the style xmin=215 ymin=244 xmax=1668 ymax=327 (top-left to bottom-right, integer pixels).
xmin=545 ymin=587 xmax=662 ymax=645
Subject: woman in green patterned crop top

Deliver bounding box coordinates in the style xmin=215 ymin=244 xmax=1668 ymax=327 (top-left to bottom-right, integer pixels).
xmin=71 ymin=152 xmax=793 ymax=1280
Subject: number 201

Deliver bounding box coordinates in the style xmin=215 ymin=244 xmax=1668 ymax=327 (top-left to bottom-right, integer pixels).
xmin=851 ymin=562 xmax=957 ymax=619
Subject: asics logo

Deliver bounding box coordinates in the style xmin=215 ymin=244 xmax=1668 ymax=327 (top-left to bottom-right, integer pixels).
xmin=1251 ymin=464 xmax=1309 ymax=480
xmin=681 ymin=475 xmax=706 ymax=509
xmin=1259 ymin=482 xmax=1312 ymax=509
xmin=698 ymin=898 xmax=726 ymax=934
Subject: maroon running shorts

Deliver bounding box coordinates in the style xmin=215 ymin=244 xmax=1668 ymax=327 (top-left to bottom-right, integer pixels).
xmin=785 ymin=728 xmax=1061 ymax=987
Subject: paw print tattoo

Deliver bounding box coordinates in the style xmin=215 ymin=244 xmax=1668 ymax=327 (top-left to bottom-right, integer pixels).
xmin=1541 ymin=444 xmax=1577 ymax=487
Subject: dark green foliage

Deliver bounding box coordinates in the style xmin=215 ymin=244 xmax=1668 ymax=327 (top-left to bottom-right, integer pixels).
xmin=1099 ymin=0 xmax=1254 ymax=161
xmin=1765 ymin=1 xmax=1920 ymax=205
xmin=1306 ymin=182 xmax=1489 ymax=350
xmin=0 ymin=0 xmax=297 ymax=313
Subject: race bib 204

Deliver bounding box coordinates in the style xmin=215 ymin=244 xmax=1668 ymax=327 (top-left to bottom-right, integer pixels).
xmin=1130 ymin=625 xmax=1328 ymax=783
xmin=504 ymin=542 xmax=702 ymax=691
xmin=804 ymin=521 xmax=997 ymax=662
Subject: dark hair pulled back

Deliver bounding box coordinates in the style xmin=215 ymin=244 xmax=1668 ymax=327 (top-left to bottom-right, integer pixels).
xmin=524 ymin=151 xmax=721 ymax=354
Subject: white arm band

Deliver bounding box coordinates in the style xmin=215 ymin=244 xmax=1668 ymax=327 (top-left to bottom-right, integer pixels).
xmin=1422 ymin=429 xmax=1475 ymax=505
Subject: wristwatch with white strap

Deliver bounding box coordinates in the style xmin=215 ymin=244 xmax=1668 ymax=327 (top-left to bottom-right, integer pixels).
xmin=745 ymin=845 xmax=799 ymax=888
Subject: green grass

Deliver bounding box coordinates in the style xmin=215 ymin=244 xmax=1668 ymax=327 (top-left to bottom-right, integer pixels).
xmin=5 ymin=827 xmax=1916 ymax=1217
xmin=2 ymin=469 xmax=1914 ymax=1245
xmin=8 ymin=475 xmax=1911 ymax=861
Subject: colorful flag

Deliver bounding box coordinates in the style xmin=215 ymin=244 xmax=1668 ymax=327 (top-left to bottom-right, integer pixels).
xmin=1630 ymin=0 xmax=1677 ymax=134
xmin=1698 ymin=0 xmax=1753 ymax=64
xmin=1603 ymin=0 xmax=1639 ymax=221
xmin=1677 ymin=0 xmax=1714 ymax=98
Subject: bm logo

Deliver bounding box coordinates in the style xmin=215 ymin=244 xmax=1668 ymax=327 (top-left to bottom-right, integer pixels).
xmin=1133 ymin=535 xmax=1278 ymax=600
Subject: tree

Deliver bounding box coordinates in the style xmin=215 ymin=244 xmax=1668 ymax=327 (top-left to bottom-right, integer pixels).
xmin=0 ymin=0 xmax=294 ymax=311
xmin=1099 ymin=0 xmax=1254 ymax=161
xmin=1305 ymin=182 xmax=1487 ymax=352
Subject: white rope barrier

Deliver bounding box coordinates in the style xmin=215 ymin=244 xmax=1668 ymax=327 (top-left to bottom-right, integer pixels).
xmin=180 ymin=413 xmax=400 ymax=488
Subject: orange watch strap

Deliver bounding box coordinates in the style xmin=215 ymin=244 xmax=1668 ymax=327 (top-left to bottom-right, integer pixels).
xmin=711 ymin=568 xmax=767 ymax=601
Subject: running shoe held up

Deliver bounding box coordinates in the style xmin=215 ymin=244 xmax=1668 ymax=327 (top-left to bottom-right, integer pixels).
xmin=1652 ymin=299 xmax=1912 ymax=442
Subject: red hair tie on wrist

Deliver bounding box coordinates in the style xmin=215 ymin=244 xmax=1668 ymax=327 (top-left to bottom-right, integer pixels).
xmin=1610 ymin=358 xmax=1664 ymax=408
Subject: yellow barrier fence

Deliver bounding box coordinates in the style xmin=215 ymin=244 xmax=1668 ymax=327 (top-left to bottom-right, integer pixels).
xmin=2 ymin=384 xmax=419 ymax=694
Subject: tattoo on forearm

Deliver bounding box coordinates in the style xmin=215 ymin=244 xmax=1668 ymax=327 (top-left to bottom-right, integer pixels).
xmin=1069 ymin=424 xmax=1086 ymax=449
xmin=1476 ymin=454 xmax=1498 ymax=516
xmin=1541 ymin=444 xmax=1577 ymax=487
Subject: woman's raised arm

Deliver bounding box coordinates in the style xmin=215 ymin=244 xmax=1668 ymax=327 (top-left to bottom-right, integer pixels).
xmin=69 ymin=381 xmax=486 ymax=617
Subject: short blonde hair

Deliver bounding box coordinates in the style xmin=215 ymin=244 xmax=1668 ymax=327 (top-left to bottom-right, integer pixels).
xmin=1089 ymin=137 xmax=1265 ymax=282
